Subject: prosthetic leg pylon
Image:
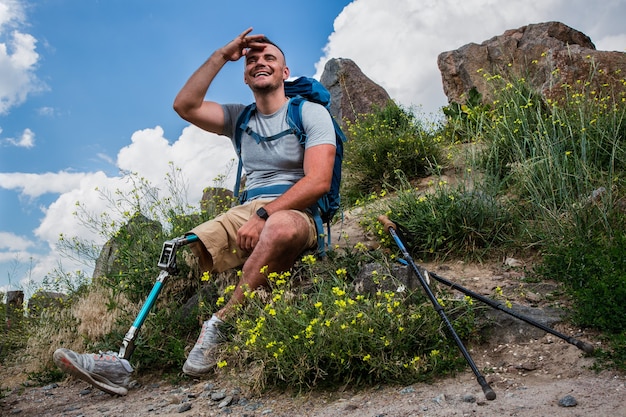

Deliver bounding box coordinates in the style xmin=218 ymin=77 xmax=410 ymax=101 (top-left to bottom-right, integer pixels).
xmin=117 ymin=234 xmax=199 ymax=360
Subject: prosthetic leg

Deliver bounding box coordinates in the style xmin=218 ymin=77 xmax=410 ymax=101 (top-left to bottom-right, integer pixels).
xmin=117 ymin=234 xmax=199 ymax=360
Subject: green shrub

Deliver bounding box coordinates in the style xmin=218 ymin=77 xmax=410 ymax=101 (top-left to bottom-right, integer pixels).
xmin=218 ymin=250 xmax=479 ymax=392
xmin=539 ymin=234 xmax=626 ymax=334
xmin=342 ymin=102 xmax=443 ymax=204
xmin=382 ymin=182 xmax=518 ymax=261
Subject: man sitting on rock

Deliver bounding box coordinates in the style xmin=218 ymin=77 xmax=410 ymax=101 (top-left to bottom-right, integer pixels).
xmin=53 ymin=27 xmax=337 ymax=396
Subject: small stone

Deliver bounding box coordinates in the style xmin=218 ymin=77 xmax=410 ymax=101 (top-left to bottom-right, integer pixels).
xmin=462 ymin=394 xmax=476 ymax=403
xmin=168 ymin=395 xmax=182 ymax=404
xmin=63 ymin=405 xmax=81 ymax=412
xmin=211 ymin=390 xmax=227 ymax=401
xmin=505 ymin=257 xmax=523 ymax=267
xmin=178 ymin=403 xmax=192 ymax=413
xmin=41 ymin=383 xmax=58 ymax=391
xmin=400 ymin=386 xmax=416 ymax=394
xmin=525 ymin=291 xmax=542 ymax=303
xmin=79 ymin=388 xmax=92 ymax=396
xmin=218 ymin=395 xmax=234 ymax=408
xmin=558 ymin=395 xmax=578 ymax=407
xmin=517 ymin=362 xmax=538 ymax=371
xmin=433 ymin=393 xmax=446 ymax=404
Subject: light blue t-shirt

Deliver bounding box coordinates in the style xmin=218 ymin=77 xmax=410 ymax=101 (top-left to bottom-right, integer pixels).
xmin=222 ymin=100 xmax=336 ymax=200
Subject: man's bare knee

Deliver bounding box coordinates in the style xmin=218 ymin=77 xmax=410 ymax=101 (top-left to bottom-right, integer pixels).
xmin=263 ymin=212 xmax=308 ymax=243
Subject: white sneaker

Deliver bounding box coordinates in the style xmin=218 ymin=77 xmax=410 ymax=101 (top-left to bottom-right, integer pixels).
xmin=182 ymin=315 xmax=224 ymax=377
xmin=53 ymin=348 xmax=133 ymax=396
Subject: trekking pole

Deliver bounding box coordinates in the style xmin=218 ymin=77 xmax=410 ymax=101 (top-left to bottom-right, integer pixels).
xmin=378 ymin=215 xmax=496 ymax=401
xmin=427 ymin=270 xmax=595 ymax=354
xmin=118 ymin=234 xmax=199 ymax=360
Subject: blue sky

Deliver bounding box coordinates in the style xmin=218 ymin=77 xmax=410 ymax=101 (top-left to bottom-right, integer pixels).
xmin=1 ymin=0 xmax=625 ymax=294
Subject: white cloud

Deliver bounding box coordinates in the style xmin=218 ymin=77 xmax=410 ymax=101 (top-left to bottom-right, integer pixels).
xmin=0 ymin=231 xmax=32 ymax=251
xmin=0 ymin=0 xmax=44 ymax=115
xmin=0 ymin=170 xmax=94 ymax=198
xmin=1 ymin=124 xmax=238 ymax=290
xmin=4 ymin=126 xmax=33 ymax=147
xmin=116 ymin=125 xmax=237 ymax=201
xmin=315 ymin=0 xmax=626 ymax=115
xmin=0 ymin=30 xmax=43 ymax=114
xmin=0 ymin=0 xmax=24 ymax=30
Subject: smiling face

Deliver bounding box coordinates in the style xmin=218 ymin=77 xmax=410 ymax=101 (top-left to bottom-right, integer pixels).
xmin=243 ymin=41 xmax=289 ymax=94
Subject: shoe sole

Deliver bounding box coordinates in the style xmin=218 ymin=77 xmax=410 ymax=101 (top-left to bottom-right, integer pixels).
xmin=53 ymin=350 xmax=128 ymax=396
xmin=182 ymin=361 xmax=214 ymax=377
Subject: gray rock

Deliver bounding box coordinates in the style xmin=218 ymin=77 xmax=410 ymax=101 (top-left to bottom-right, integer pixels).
xmin=438 ymin=22 xmax=626 ymax=109
xmin=558 ymin=395 xmax=578 ymax=407
xmin=320 ymin=58 xmax=392 ymax=126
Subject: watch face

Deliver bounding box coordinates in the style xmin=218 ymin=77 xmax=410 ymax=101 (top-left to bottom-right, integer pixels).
xmin=257 ymin=207 xmax=269 ymax=220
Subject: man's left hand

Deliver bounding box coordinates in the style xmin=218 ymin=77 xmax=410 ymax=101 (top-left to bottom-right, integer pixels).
xmin=236 ymin=215 xmax=266 ymax=252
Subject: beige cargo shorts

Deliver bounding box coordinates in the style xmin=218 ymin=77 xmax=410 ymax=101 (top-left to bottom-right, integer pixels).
xmin=188 ymin=199 xmax=317 ymax=273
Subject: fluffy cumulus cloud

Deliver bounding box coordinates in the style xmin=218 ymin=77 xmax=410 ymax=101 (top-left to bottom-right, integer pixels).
xmin=1 ymin=125 xmax=237 ymax=291
xmin=0 ymin=170 xmax=92 ymax=198
xmin=315 ymin=0 xmax=626 ymax=116
xmin=35 ymin=126 xmax=236 ymax=250
xmin=116 ymin=125 xmax=237 ymax=197
xmin=0 ymin=0 xmax=43 ymax=115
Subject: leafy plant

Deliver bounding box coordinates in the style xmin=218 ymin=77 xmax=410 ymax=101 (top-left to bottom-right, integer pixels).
xmin=383 ymin=181 xmax=518 ymax=261
xmin=218 ymin=250 xmax=479 ymax=392
xmin=342 ymin=102 xmax=443 ymax=204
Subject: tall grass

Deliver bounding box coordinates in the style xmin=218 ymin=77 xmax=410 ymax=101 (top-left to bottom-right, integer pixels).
xmin=475 ymin=75 xmax=626 ymax=243
xmin=443 ymin=69 xmax=626 ymax=368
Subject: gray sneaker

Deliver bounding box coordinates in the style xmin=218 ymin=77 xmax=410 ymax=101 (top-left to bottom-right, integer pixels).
xmin=182 ymin=315 xmax=224 ymax=377
xmin=53 ymin=348 xmax=133 ymax=396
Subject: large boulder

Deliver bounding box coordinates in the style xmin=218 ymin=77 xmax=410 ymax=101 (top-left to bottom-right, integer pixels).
xmin=438 ymin=21 xmax=626 ymax=106
xmin=320 ymin=58 xmax=392 ymax=125
xmin=93 ymin=213 xmax=162 ymax=280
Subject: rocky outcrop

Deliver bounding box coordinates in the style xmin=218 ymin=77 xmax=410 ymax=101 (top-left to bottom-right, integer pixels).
xmin=93 ymin=214 xmax=162 ymax=281
xmin=320 ymin=58 xmax=392 ymax=125
xmin=27 ymin=290 xmax=67 ymax=318
xmin=200 ymin=187 xmax=234 ymax=215
xmin=438 ymin=21 xmax=626 ymax=106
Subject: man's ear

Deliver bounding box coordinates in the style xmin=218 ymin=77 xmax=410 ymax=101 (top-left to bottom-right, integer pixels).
xmin=283 ymin=66 xmax=290 ymax=81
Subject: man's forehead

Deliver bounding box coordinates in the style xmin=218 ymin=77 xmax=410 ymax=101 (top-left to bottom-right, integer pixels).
xmin=247 ymin=43 xmax=285 ymax=60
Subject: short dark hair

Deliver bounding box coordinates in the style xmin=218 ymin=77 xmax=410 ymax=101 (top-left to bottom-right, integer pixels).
xmin=256 ymin=36 xmax=286 ymax=60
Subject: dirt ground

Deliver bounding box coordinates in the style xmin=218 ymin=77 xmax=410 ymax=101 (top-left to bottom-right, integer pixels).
xmin=2 ymin=208 xmax=625 ymax=417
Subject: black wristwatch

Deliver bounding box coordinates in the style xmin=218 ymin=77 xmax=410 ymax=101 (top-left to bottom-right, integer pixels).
xmin=256 ymin=207 xmax=269 ymax=220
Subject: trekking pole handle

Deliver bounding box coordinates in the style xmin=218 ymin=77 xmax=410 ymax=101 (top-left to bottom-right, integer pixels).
xmin=378 ymin=215 xmax=396 ymax=232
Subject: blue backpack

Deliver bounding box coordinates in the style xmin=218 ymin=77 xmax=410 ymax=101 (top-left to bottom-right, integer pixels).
xmin=233 ymin=76 xmax=347 ymax=255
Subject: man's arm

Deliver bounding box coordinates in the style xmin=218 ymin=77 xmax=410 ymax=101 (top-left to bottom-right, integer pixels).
xmin=172 ymin=28 xmax=266 ymax=134
xmin=236 ymin=143 xmax=336 ymax=252
xmin=262 ymin=143 xmax=336 ymax=215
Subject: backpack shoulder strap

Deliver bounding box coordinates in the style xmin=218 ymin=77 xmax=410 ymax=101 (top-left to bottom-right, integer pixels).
xmin=233 ymin=103 xmax=257 ymax=201
xmin=286 ymin=96 xmax=307 ymax=145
